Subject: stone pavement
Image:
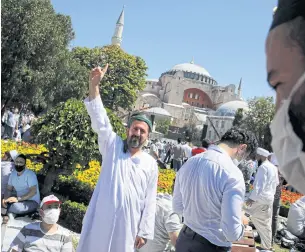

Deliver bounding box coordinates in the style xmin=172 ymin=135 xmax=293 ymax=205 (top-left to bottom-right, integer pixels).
xmin=1 ymin=216 xmax=80 ymax=252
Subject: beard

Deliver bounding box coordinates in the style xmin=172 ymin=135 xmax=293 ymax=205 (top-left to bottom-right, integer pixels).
xmin=258 ymin=159 xmax=263 ymax=167
xmin=127 ymin=135 xmax=145 ymax=149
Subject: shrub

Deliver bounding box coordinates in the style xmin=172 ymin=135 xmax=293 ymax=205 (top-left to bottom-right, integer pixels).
xmin=60 ymin=200 xmax=87 ymax=233
xmin=53 ymin=176 xmax=93 ymax=205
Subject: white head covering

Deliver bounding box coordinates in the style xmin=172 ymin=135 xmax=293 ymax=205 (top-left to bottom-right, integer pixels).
xmin=270 ymin=153 xmax=279 ymax=166
xmin=257 ymin=147 xmax=270 ymax=157
xmin=9 ymin=150 xmax=18 ymax=161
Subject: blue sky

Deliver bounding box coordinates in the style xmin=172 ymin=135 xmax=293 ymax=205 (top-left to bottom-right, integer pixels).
xmin=51 ymin=0 xmax=277 ymax=100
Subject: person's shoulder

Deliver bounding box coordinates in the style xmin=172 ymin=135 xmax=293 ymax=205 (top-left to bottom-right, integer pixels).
xmin=57 ymin=225 xmax=71 ymax=237
xmin=25 ymin=169 xmax=37 ymax=177
xmin=21 ymin=222 xmax=41 ymax=233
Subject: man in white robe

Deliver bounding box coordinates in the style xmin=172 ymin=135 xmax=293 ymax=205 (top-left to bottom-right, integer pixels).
xmin=245 ymin=147 xmax=279 ymax=251
xmin=77 ymin=65 xmax=158 ymax=252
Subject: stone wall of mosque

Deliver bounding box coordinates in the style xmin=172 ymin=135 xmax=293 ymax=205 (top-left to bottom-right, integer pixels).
xmin=206 ymin=116 xmax=235 ymax=142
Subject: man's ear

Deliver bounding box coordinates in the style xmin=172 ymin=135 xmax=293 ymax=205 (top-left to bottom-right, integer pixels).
xmin=39 ymin=209 xmax=44 ymax=217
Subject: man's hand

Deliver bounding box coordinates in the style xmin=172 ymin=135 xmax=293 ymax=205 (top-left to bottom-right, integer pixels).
xmin=5 ymin=197 xmax=18 ymax=204
xmin=134 ymin=236 xmax=146 ymax=249
xmin=89 ymin=64 xmax=108 ymax=101
xmin=245 ymin=198 xmax=254 ymax=207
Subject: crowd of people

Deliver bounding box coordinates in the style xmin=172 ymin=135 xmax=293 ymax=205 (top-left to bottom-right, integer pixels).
xmin=1 ymin=106 xmax=34 ymax=142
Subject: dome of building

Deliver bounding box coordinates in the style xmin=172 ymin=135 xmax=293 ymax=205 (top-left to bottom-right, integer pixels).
xmin=215 ymin=100 xmax=248 ymax=117
xmin=171 ymin=62 xmax=211 ymax=77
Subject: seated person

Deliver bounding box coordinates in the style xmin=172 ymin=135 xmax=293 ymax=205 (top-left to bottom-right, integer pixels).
xmin=287 ymin=196 xmax=305 ymax=239
xmin=10 ymin=195 xmax=73 ymax=252
xmin=1 ymin=150 xmax=18 ymax=199
xmin=138 ymin=193 xmax=182 ymax=252
xmin=2 ymin=154 xmax=40 ymax=222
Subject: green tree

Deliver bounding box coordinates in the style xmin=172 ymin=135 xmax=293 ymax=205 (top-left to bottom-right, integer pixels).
xmin=155 ymin=119 xmax=171 ymax=134
xmin=1 ymin=0 xmax=74 ymax=112
xmin=233 ymin=108 xmax=244 ymax=126
xmin=71 ymin=45 xmax=148 ymax=110
xmin=31 ymin=99 xmax=126 ymax=195
xmin=241 ymin=97 xmax=275 ymax=150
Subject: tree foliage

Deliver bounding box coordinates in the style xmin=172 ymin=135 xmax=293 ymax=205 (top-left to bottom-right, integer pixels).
xmin=71 ymin=45 xmax=148 ymax=110
xmin=241 ymin=97 xmax=275 ymax=150
xmin=233 ymin=108 xmax=244 ymax=126
xmin=155 ymin=119 xmax=171 ymax=134
xmin=1 ymin=0 xmax=77 ymax=111
xmin=31 ymin=99 xmax=126 ymax=194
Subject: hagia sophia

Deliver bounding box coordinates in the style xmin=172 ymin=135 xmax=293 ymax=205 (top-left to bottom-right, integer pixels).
xmin=111 ymin=8 xmax=248 ymax=142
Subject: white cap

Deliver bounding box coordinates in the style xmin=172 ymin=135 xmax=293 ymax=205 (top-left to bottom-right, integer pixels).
xmin=257 ymin=147 xmax=270 ymax=157
xmin=40 ymin=195 xmax=61 ymax=208
xmin=270 ymin=153 xmax=279 ymax=166
xmin=9 ymin=150 xmax=18 ymax=161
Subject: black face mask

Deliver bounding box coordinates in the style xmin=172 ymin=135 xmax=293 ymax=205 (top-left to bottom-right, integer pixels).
xmin=15 ymin=165 xmax=25 ymax=172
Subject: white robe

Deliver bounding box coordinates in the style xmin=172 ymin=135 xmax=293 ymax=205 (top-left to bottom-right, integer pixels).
xmin=77 ymin=96 xmax=158 ymax=252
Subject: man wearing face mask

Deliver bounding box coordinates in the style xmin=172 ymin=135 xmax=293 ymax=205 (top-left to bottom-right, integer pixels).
xmin=10 ymin=195 xmax=73 ymax=252
xmin=266 ymin=0 xmax=305 ymax=194
xmin=173 ymin=127 xmax=257 ymax=252
xmin=245 ymin=148 xmax=279 ymax=251
xmin=77 ymin=65 xmax=158 ymax=252
xmin=2 ymin=154 xmax=40 ymax=223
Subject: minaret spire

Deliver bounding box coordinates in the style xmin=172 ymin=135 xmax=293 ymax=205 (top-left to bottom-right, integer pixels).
xmin=238 ymin=77 xmax=242 ymax=99
xmin=190 ymin=56 xmax=194 ymax=64
xmin=111 ymin=6 xmax=125 ymax=47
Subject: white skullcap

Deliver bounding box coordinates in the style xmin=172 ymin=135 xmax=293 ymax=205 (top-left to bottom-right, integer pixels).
xmin=257 ymin=147 xmax=270 ymax=157
xmin=9 ymin=150 xmax=19 ymax=161
xmin=270 ymin=153 xmax=279 ymax=166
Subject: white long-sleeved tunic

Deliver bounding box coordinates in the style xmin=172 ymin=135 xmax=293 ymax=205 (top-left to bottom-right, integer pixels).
xmin=76 ymin=96 xmax=158 ymax=252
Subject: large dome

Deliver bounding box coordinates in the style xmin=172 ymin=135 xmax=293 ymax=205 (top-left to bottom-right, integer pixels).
xmin=216 ymin=100 xmax=248 ymax=117
xmin=171 ymin=62 xmax=211 ymax=77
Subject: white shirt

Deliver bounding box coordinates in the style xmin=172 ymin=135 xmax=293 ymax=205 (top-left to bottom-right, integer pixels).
xmin=249 ymin=160 xmax=279 ymax=205
xmin=183 ymin=144 xmax=192 ymax=158
xmin=77 ymin=96 xmax=158 ymax=252
xmin=287 ymin=196 xmax=305 ymax=237
xmin=139 ymin=194 xmax=182 ymax=252
xmin=173 ymin=145 xmax=245 ymax=247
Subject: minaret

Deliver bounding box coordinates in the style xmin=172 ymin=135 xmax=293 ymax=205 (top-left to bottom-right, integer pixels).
xmin=238 ymin=78 xmax=242 ymax=99
xmin=111 ymin=7 xmax=125 ymax=47
xmin=190 ymin=56 xmax=194 ymax=64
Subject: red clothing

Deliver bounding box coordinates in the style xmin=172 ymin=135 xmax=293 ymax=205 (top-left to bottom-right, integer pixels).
xmin=191 ymin=147 xmax=206 ymax=156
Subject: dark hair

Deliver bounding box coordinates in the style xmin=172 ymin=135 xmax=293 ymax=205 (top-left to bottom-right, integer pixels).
xmin=287 ymin=16 xmax=305 ymax=57
xmin=202 ymin=139 xmax=211 ymax=149
xmin=177 ymin=138 xmax=181 ymax=144
xmin=15 ymin=154 xmax=27 ymax=162
xmin=220 ymin=127 xmax=258 ymax=155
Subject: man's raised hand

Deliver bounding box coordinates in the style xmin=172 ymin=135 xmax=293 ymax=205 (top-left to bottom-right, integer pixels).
xmin=89 ymin=64 xmax=108 ymax=100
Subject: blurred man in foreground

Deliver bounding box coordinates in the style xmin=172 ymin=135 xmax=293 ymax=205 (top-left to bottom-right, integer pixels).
xmin=266 ymin=0 xmax=305 ymax=194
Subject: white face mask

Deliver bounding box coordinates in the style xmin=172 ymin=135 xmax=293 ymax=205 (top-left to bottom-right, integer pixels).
xmin=270 ymin=71 xmax=305 ymax=194
xmin=42 ymin=208 xmax=60 ymax=224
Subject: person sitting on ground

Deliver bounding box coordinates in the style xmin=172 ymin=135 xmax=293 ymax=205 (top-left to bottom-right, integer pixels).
xmin=10 ymin=195 xmax=73 ymax=252
xmin=2 ymin=154 xmax=40 ymax=222
xmin=287 ymin=196 xmax=305 ymax=239
xmin=191 ymin=139 xmax=210 ymax=156
xmin=1 ymin=150 xmax=18 ymax=200
xmin=138 ymin=192 xmax=182 ymax=252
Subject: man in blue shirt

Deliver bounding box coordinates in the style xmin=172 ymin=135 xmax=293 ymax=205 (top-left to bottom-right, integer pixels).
xmin=173 ymin=127 xmax=257 ymax=252
xmin=2 ymin=154 xmax=40 ymax=223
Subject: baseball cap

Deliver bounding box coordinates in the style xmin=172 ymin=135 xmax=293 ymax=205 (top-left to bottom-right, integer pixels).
xmin=40 ymin=195 xmax=61 ymax=208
